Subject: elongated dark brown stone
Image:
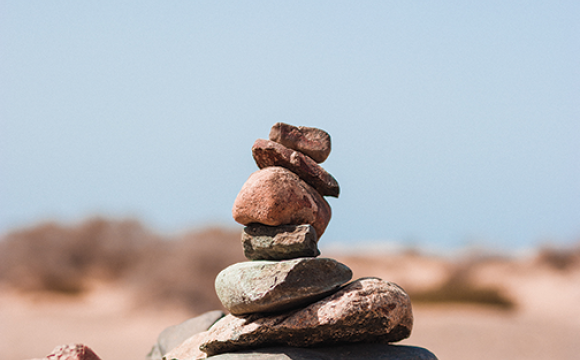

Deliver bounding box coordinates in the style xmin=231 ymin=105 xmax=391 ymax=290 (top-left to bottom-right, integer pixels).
xmin=252 ymin=139 xmax=339 ymax=197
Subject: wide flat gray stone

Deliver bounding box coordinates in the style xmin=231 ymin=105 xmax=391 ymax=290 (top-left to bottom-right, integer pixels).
xmin=206 ymin=344 xmax=437 ymax=360
xmin=215 ymin=258 xmax=352 ymax=315
xmin=242 ymin=224 xmax=319 ymax=260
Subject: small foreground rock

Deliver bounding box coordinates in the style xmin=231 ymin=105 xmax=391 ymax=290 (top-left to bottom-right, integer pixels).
xmin=31 ymin=344 xmax=101 ymax=360
xmin=215 ymin=258 xmax=352 ymax=315
xmin=242 ymin=224 xmax=319 ymax=260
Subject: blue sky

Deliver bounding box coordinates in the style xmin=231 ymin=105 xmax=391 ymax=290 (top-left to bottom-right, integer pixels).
xmin=1 ymin=2 xmax=578 ymax=251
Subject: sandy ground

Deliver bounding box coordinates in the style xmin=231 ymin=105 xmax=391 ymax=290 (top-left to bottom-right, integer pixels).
xmin=0 ymin=284 xmax=191 ymax=360
xmin=2 ymin=253 xmax=580 ymax=360
xmin=403 ymin=306 xmax=580 ymax=360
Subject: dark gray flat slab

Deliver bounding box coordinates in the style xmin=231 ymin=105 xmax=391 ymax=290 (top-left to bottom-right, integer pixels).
xmin=206 ymin=344 xmax=437 ymax=360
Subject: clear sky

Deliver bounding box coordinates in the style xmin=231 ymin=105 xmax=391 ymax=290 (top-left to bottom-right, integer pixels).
xmin=1 ymin=1 xmax=578 ymax=251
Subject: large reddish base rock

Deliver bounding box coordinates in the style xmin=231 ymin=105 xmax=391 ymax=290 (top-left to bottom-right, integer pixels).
xmin=165 ymin=278 xmax=413 ymax=359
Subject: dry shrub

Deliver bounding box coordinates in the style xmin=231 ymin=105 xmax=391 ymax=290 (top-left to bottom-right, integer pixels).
xmin=1 ymin=218 xmax=524 ymax=313
xmin=0 ymin=218 xmax=245 ymax=314
xmin=125 ymin=226 xmax=245 ymax=313
xmin=535 ymin=244 xmax=580 ymax=271
xmin=409 ymin=259 xmax=515 ymax=310
xmin=0 ymin=217 xmax=158 ymax=294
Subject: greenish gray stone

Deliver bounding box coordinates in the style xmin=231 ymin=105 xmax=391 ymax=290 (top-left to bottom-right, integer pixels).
xmin=215 ymin=258 xmax=352 ymax=315
xmin=206 ymin=344 xmax=437 ymax=360
xmin=242 ymin=224 xmax=319 ymax=260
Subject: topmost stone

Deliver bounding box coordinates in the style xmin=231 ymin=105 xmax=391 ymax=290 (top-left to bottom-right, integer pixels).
xmin=269 ymin=122 xmax=331 ymax=163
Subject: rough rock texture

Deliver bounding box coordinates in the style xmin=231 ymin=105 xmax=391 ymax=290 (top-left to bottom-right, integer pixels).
xmin=35 ymin=344 xmax=101 ymax=360
xmin=205 ymin=278 xmax=413 ymax=355
xmin=232 ymin=167 xmax=331 ymax=238
xmin=252 ymin=139 xmax=339 ymax=197
xmin=163 ymin=332 xmax=208 ymax=360
xmin=215 ymin=258 xmax=352 ymax=315
xmin=148 ymin=310 xmax=225 ymax=360
xmin=204 ymin=344 xmax=438 ymax=360
xmin=269 ymin=122 xmax=331 ymax=164
xmin=242 ymin=224 xmax=319 ymax=260
xmin=166 ymin=278 xmax=413 ymax=359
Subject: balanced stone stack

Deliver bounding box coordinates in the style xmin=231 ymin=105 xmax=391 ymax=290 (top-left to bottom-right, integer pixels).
xmin=218 ymin=122 xmax=349 ymax=317
xmin=159 ymin=123 xmax=436 ymax=360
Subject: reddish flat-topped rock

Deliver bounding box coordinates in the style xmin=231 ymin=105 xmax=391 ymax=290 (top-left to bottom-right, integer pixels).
xmin=252 ymin=139 xmax=339 ymax=198
xmin=269 ymin=122 xmax=331 ymax=163
xmin=232 ymin=167 xmax=331 ymax=239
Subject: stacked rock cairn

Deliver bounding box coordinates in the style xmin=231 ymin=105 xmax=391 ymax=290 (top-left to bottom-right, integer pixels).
xmin=162 ymin=123 xmax=426 ymax=360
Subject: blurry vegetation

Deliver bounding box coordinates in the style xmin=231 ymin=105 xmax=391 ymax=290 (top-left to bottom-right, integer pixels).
xmin=407 ymin=241 xmax=580 ymax=309
xmin=409 ymin=266 xmax=515 ymax=310
xmin=534 ymin=244 xmax=580 ymax=271
xmin=0 ymin=218 xmax=244 ymax=313
xmin=0 ymin=218 xmax=153 ymax=294
xmin=409 ymin=247 xmax=516 ymax=310
xmin=2 ymin=218 xmax=577 ymax=313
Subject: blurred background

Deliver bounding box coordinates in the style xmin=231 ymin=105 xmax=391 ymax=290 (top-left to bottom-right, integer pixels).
xmin=1 ymin=2 xmax=579 ymax=360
